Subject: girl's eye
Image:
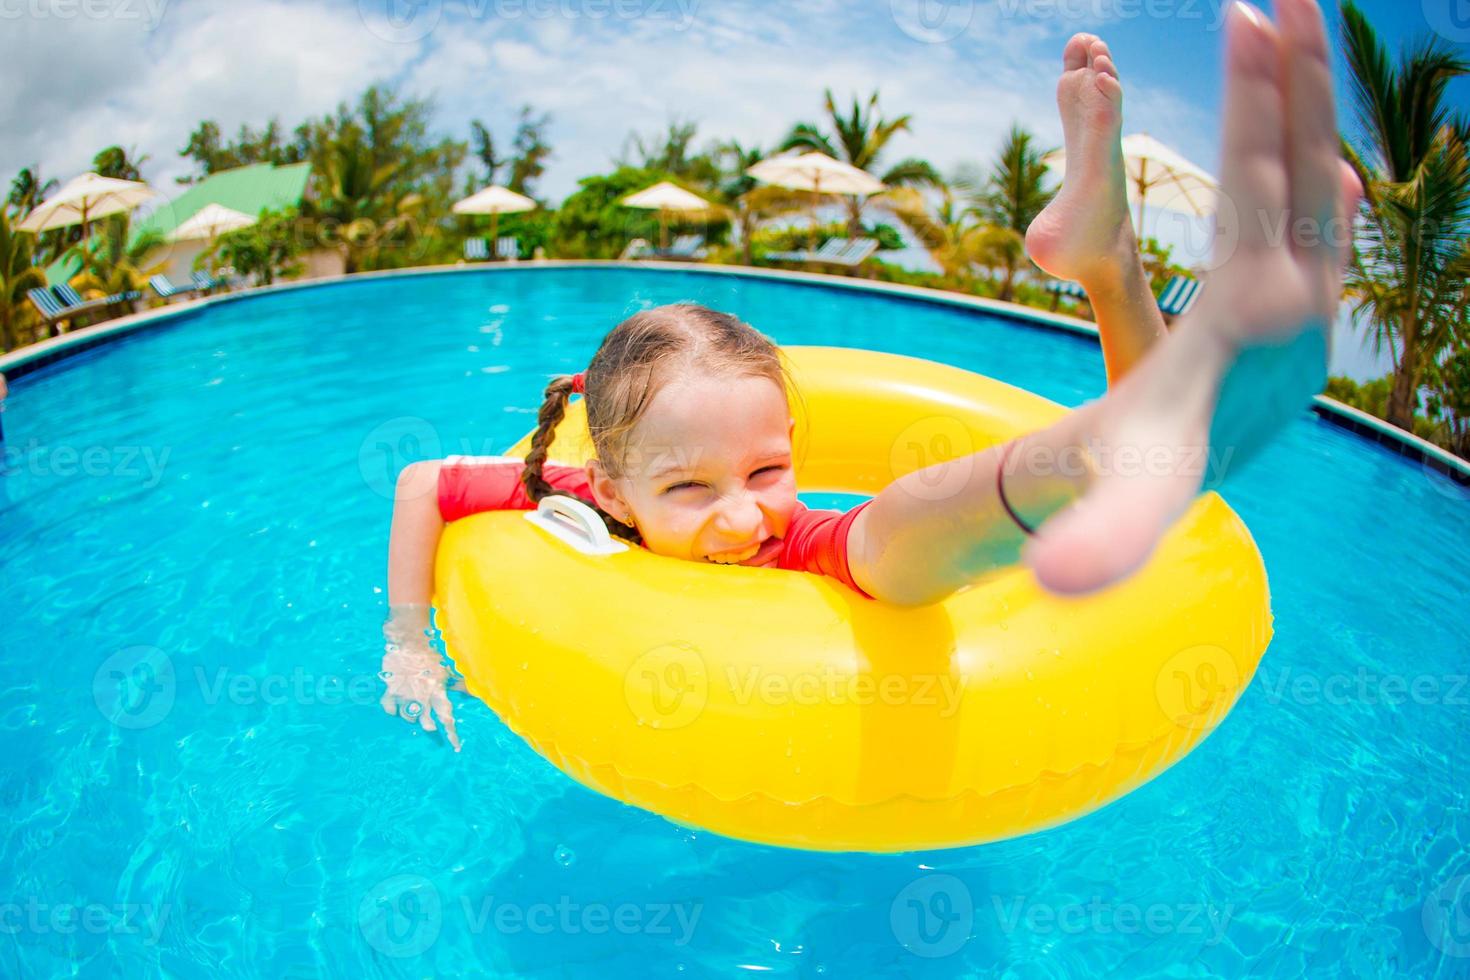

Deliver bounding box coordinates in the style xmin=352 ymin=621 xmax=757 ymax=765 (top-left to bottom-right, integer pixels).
xmin=662 ymin=466 xmax=785 ymax=495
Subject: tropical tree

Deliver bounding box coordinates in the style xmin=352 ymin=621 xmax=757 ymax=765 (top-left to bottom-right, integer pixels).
xmin=70 ymin=213 xmax=165 ymax=300
xmin=178 ymin=119 xmax=310 ymax=182
xmin=0 ymin=209 xmax=47 ymax=351
xmin=780 ymin=89 xmax=941 ymax=238
xmin=8 ymin=166 xmax=57 ymax=217
xmin=882 ymin=178 xmax=987 ymax=281
xmin=507 ymin=105 xmax=553 ymax=195
xmin=713 ymin=140 xmax=807 ymax=265
xmin=970 ymin=125 xmax=1056 ymax=300
xmin=620 ymin=119 xmax=720 ymax=187
xmin=1339 ymin=0 xmax=1470 ymax=429
xmin=92 ymin=145 xmax=149 ymax=182
xmin=204 ymin=207 xmax=306 ymax=285
xmin=469 ymin=119 xmax=506 ymax=185
xmin=303 ymin=86 xmax=465 ymax=273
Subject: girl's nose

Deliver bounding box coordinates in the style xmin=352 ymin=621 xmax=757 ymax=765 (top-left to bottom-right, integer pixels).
xmin=713 ymin=491 xmax=764 ymax=539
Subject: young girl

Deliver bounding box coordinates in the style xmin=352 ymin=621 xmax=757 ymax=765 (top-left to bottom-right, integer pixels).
xmin=382 ymin=1 xmax=1358 ymax=750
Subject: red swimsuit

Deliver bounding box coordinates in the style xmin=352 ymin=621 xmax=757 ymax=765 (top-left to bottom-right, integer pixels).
xmin=437 ymin=456 xmax=874 ymax=599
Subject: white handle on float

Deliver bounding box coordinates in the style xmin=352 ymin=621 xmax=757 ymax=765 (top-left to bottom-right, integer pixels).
xmin=523 ymin=494 xmax=629 ymax=556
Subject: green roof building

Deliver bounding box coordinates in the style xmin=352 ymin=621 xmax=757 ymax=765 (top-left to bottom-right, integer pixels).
xmin=46 ymin=161 xmax=311 ymax=285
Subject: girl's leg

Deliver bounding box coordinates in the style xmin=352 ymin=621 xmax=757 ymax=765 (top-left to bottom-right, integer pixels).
xmin=1026 ymin=34 xmax=1168 ymax=385
xmin=854 ymin=0 xmax=1358 ymax=605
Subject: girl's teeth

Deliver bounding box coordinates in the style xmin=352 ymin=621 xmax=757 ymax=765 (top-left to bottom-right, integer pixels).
xmin=708 ymin=544 xmax=760 ymax=564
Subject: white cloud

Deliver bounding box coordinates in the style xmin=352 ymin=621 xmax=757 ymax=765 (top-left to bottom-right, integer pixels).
xmin=3 ymin=0 xmax=1218 ymax=215
xmin=1 ymin=0 xmax=417 ymax=188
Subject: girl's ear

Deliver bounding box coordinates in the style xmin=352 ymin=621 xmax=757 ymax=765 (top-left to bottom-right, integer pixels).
xmin=585 ymin=459 xmax=632 ymax=524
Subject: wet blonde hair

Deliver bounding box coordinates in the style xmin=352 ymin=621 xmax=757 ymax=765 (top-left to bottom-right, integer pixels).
xmin=520 ymin=302 xmax=794 ymax=545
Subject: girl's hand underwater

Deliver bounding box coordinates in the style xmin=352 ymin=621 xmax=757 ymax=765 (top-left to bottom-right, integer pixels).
xmin=379 ymin=604 xmax=462 ymax=751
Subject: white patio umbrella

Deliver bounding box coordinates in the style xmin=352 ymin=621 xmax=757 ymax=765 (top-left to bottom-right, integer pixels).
xmin=745 ymin=151 xmax=886 ymax=246
xmin=168 ymin=203 xmax=256 ymax=241
xmin=1043 ymin=133 xmax=1219 ymax=231
xmin=452 ymin=184 xmax=537 ymax=244
xmin=17 ymin=172 xmax=157 ymax=238
xmin=619 ymin=181 xmax=714 ymax=248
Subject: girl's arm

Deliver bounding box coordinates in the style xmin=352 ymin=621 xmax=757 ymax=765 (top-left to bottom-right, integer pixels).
xmin=381 ymin=460 xmax=461 ymax=751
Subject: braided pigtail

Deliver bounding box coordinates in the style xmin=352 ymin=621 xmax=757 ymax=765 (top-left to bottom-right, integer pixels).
xmin=520 ymin=373 xmax=644 ymax=546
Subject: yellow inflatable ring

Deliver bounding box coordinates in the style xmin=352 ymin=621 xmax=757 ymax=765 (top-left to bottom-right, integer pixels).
xmin=434 ymin=346 xmax=1272 ymax=851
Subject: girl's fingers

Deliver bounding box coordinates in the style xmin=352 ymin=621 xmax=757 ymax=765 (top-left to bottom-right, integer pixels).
xmin=1276 ymin=0 xmax=1341 ymax=266
xmin=1217 ymin=2 xmax=1288 ymax=253
xmin=435 ymin=695 xmax=461 ymax=751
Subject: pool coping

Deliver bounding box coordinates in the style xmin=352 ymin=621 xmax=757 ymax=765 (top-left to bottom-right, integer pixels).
xmin=3 ymin=259 xmax=1466 ymax=486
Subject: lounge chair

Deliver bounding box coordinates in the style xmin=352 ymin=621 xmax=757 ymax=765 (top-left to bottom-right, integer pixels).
xmin=767 ymin=238 xmax=848 ymax=263
xmin=495 ymin=236 xmax=520 ymax=261
xmin=811 ymin=239 xmax=878 ymax=268
xmin=651 ymin=234 xmax=707 ymax=260
xmin=192 ymin=271 xmax=227 ymax=294
xmin=27 ymin=287 xmax=75 ymax=328
xmin=53 ymin=282 xmax=140 ymax=318
xmin=620 ymin=238 xmax=652 ymax=260
xmin=149 ymin=275 xmax=201 ymax=301
xmin=1046 ymin=279 xmax=1090 ymax=313
xmin=1157 ymin=275 xmax=1202 ymax=318
xmin=464 ymin=238 xmax=490 ymax=262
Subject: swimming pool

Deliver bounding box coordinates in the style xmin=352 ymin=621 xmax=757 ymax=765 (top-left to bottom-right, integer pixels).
xmin=2 ymin=266 xmax=1466 ymax=977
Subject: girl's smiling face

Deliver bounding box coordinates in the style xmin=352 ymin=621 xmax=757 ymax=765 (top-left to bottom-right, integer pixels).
xmin=586 ymin=370 xmax=799 ymax=567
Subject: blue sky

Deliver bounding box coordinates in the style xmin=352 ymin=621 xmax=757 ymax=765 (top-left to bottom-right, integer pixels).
xmin=2 ymin=0 xmax=1464 ymax=377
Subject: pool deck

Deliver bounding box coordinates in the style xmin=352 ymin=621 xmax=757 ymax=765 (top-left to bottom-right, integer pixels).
xmin=2 ymin=259 xmax=1466 ymax=486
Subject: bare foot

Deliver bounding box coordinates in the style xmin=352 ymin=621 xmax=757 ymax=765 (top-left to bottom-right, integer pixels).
xmin=1022 ymin=0 xmax=1358 ymax=595
xmin=1025 ymin=34 xmax=1135 ymax=286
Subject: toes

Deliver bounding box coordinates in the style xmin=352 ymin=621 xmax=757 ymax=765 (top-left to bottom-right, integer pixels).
xmin=1096 ymin=71 xmax=1124 ymax=106
xmin=1064 ymin=34 xmax=1092 ymax=71
xmin=1090 ymin=41 xmax=1119 ymax=79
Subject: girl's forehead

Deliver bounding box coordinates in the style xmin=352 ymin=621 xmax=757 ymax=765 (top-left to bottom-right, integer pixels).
xmin=625 ymin=373 xmax=792 ymax=469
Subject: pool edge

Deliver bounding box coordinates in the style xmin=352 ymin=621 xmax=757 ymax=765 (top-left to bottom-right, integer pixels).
xmin=2 ymin=259 xmax=1466 ymax=486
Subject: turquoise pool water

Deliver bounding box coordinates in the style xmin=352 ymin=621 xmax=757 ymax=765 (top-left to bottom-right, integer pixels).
xmin=1 ymin=266 xmax=1467 ymax=977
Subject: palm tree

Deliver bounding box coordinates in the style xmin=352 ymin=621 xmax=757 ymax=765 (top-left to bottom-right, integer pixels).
xmin=71 ymin=213 xmax=164 ymax=303
xmin=1340 ymin=0 xmax=1470 ymax=430
xmin=312 ymin=127 xmax=415 ymax=274
xmin=780 ymin=89 xmax=940 ymax=238
xmin=8 ymin=166 xmax=58 ymax=217
xmin=713 ymin=140 xmax=808 ymax=265
xmin=972 ymin=125 xmax=1056 ymax=300
xmin=882 ymin=178 xmax=986 ymax=281
xmin=0 ymin=209 xmax=47 ymax=352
